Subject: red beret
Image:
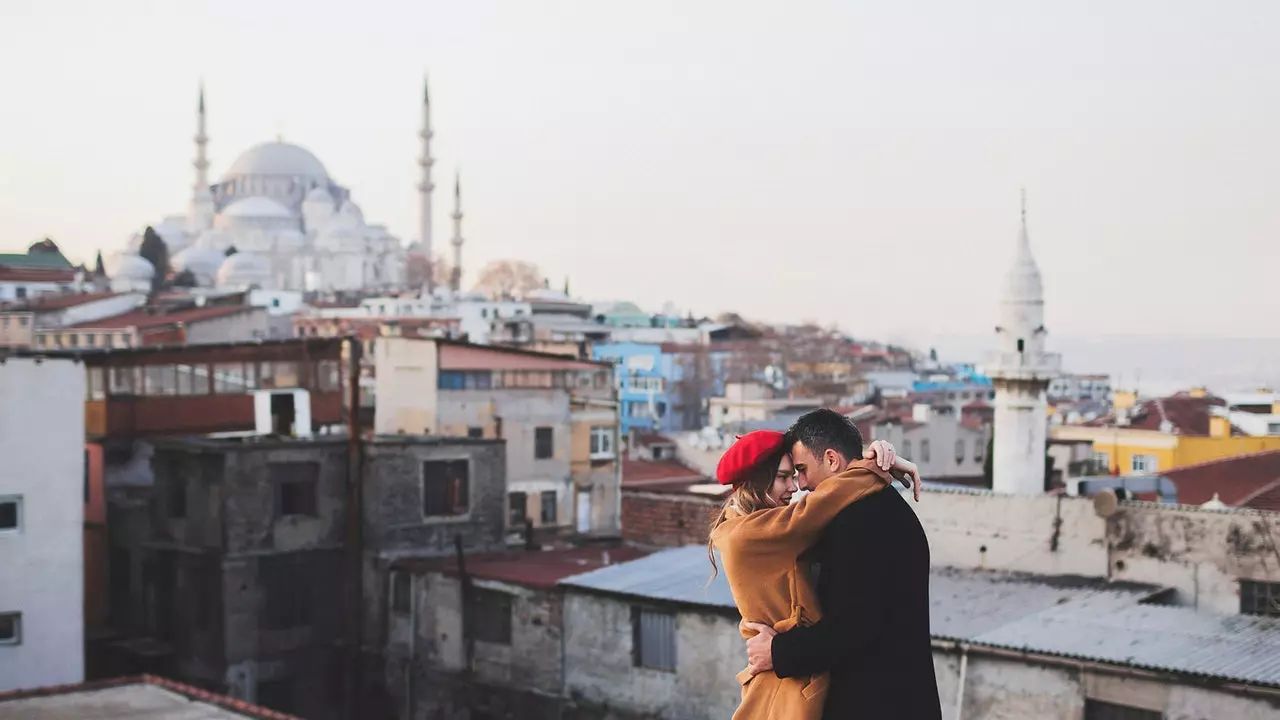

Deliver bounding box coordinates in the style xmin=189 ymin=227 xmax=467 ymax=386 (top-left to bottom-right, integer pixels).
xmin=716 ymin=430 xmax=786 ymax=486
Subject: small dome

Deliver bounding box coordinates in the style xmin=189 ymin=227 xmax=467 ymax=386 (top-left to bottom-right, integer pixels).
xmin=315 ymin=225 xmax=362 ymax=253
xmin=339 ymin=201 xmax=364 ymax=224
xmin=196 ymin=228 xmax=233 ymax=252
xmin=221 ymin=196 xmax=293 ymax=220
xmin=171 ymin=246 xmax=227 ymax=285
xmin=107 ymin=253 xmax=156 ymax=281
xmin=154 ymin=216 xmax=194 ymax=253
xmin=276 ymin=228 xmax=306 ymax=250
xmin=215 ymin=252 xmax=272 ymax=288
xmin=304 ymin=186 xmax=335 ymax=205
xmin=223 ymin=141 xmax=329 ymax=182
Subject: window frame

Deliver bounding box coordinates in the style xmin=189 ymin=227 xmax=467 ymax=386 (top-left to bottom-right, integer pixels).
xmin=272 ymin=462 xmax=320 ymax=519
xmin=422 ymin=459 xmax=470 ymax=518
xmin=589 ymin=426 xmax=615 ymax=460
xmin=631 ymin=606 xmax=677 ymax=672
xmin=469 ymin=588 xmax=513 ymax=645
xmin=390 ymin=570 xmax=412 ymax=616
xmin=534 ymin=426 xmax=554 ymax=460
xmin=0 ymin=612 xmax=21 ymax=646
xmin=1241 ymin=579 xmax=1280 ymax=617
xmin=0 ymin=496 xmax=22 ymax=535
xmin=540 ymin=490 xmax=557 ymax=525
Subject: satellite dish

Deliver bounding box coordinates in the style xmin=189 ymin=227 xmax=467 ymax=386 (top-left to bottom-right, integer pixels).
xmin=1093 ymin=488 xmax=1120 ymax=518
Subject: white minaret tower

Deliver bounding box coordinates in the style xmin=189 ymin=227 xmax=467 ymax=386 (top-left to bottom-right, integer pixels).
xmin=987 ymin=191 xmax=1061 ymax=495
xmin=450 ymin=171 xmax=464 ymax=292
xmin=417 ymin=76 xmax=435 ymax=287
xmin=188 ymin=82 xmax=215 ymax=232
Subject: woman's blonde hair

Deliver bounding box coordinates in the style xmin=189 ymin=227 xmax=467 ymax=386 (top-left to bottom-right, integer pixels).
xmin=706 ymin=449 xmax=785 ymax=579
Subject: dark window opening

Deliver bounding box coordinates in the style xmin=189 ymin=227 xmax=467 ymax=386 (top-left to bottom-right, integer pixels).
xmin=535 ymin=427 xmax=554 ymax=459
xmin=273 ymin=462 xmax=319 ymax=518
xmin=0 ymin=612 xmax=21 ymax=645
xmin=168 ymin=478 xmax=187 ymax=519
xmin=262 ymin=555 xmax=314 ymax=630
xmin=631 ymin=606 xmax=676 ymax=671
xmin=256 ymin=678 xmax=296 ymax=714
xmin=540 ymin=491 xmax=557 ymax=524
xmin=1083 ymin=699 xmax=1161 ymax=720
xmin=391 ymin=571 xmax=411 ymax=616
xmin=467 ymin=426 xmax=484 ymax=439
xmin=1016 ymin=338 xmax=1025 ymax=353
xmin=0 ymin=499 xmax=18 ymax=531
xmin=469 ymin=589 xmax=512 ymax=645
xmin=270 ymin=393 xmax=297 ymax=436
xmin=1241 ymin=580 xmax=1280 ymax=617
xmin=423 ymin=460 xmax=469 ymax=516
xmin=508 ymin=492 xmax=527 ymax=527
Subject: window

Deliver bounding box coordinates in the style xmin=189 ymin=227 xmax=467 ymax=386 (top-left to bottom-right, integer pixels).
xmin=508 ymin=492 xmax=527 ymax=526
xmin=1131 ymin=454 xmax=1157 ymax=474
xmin=437 ymin=370 xmax=492 ymax=390
xmin=390 ymin=571 xmax=411 ymax=616
xmin=272 ymin=463 xmax=319 ymax=518
xmin=422 ymin=460 xmax=469 ymax=516
xmin=1083 ymin=699 xmax=1161 ymax=720
xmin=954 ymin=439 xmax=965 ymax=464
xmin=974 ymin=438 xmax=986 ymax=463
xmin=214 ymin=362 xmax=247 ymax=393
xmin=920 ymin=439 xmax=931 ymax=463
xmin=1268 ymin=422 xmax=1280 ymax=435
xmin=0 ymin=496 xmax=21 ymax=533
xmin=256 ymin=677 xmax=295 ymax=714
xmin=1092 ymin=451 xmax=1111 ymax=472
xmin=1241 ymin=580 xmax=1280 ymax=617
xmin=16 ymin=287 xmax=27 ymax=299
xmin=17 ymin=316 xmax=27 ymax=328
xmin=144 ymin=365 xmax=177 ymax=396
xmin=262 ymin=554 xmax=314 ymax=629
xmin=902 ymin=440 xmax=912 ymax=459
xmin=535 ymin=427 xmax=554 ymax=459
xmin=176 ymin=364 xmax=203 ymax=396
xmin=590 ymin=426 xmax=615 ymax=459
xmin=469 ymin=588 xmax=512 ymax=645
xmin=0 ymin=612 xmax=21 ymax=645
xmin=315 ymin=360 xmax=340 ymax=392
xmin=168 ymin=477 xmax=187 ymax=519
xmin=540 ymin=491 xmax=557 ymax=524
xmin=467 ymin=427 xmax=484 ymax=439
xmin=632 ymin=607 xmax=676 ymax=671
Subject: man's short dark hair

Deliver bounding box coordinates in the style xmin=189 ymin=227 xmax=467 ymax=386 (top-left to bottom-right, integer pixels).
xmin=787 ymin=408 xmax=864 ymax=462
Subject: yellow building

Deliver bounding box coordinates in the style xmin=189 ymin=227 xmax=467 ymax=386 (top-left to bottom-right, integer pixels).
xmin=1051 ymin=391 xmax=1280 ymax=475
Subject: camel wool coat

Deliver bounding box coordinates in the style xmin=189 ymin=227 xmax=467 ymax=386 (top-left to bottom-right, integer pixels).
xmin=710 ymin=460 xmax=891 ymax=720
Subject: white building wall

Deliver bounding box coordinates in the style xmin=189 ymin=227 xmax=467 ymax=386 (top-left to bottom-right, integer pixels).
xmin=0 ymin=357 xmax=85 ymax=691
xmin=182 ymin=308 xmax=270 ymax=344
xmin=374 ymin=338 xmax=440 ymax=436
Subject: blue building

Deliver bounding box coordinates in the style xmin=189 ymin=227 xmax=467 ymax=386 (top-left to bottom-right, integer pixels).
xmin=592 ymin=341 xmax=688 ymax=435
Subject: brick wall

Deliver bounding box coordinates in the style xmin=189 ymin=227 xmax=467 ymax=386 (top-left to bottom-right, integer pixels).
xmin=621 ymin=490 xmax=719 ymax=548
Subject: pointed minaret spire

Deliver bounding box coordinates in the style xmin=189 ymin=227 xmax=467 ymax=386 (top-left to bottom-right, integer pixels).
xmin=418 ymin=74 xmax=436 ymax=288
xmin=192 ymin=81 xmax=210 ymax=191
xmin=450 ymin=170 xmax=464 ymax=293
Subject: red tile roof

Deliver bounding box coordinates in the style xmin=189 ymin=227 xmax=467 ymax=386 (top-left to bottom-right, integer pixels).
xmin=393 ymin=546 xmax=650 ymax=589
xmin=65 ymin=304 xmax=254 ymax=330
xmin=0 ymin=267 xmax=76 ymax=282
xmin=1085 ymin=393 xmax=1237 ymax=436
xmin=0 ymin=674 xmax=301 ymax=719
xmin=439 ymin=341 xmax=606 ymax=371
xmin=14 ymin=291 xmax=121 ymax=311
xmin=1162 ymin=450 xmax=1280 ymax=508
xmin=623 ymin=459 xmax=707 ymax=486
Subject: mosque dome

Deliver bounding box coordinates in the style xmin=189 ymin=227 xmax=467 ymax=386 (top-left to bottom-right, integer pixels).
xmin=315 ymin=225 xmax=362 ymax=253
xmin=215 ymin=251 xmax=273 ymax=288
xmin=338 ymin=201 xmax=365 ymax=225
xmin=171 ymin=246 xmax=229 ymax=286
xmin=221 ymin=196 xmax=294 ymax=220
xmin=196 ymin=228 xmax=233 ymax=252
xmin=275 ymin=228 xmax=307 ymax=251
xmin=223 ymin=141 xmax=329 ymax=182
xmin=106 ymin=253 xmax=156 ymax=282
xmin=304 ymin=186 xmax=335 ymax=205
xmin=154 ymin=216 xmax=194 ymax=254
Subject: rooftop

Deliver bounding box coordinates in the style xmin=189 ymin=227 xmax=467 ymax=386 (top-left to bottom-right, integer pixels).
xmin=0 ymin=675 xmax=299 ymax=719
xmin=622 ymin=458 xmax=708 ymax=487
xmin=1084 ymin=392 xmax=1237 ymax=436
xmin=393 ymin=545 xmax=650 ymax=590
xmin=438 ymin=339 xmax=608 ymax=372
xmin=63 ymin=304 xmax=255 ymax=330
xmin=1160 ymin=450 xmax=1280 ymax=511
xmin=560 ymin=545 xmax=1280 ymax=688
xmin=2 ymin=291 xmax=121 ymax=312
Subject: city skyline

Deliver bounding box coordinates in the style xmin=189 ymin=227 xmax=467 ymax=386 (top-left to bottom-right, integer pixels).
xmin=2 ymin=0 xmax=1277 ymax=341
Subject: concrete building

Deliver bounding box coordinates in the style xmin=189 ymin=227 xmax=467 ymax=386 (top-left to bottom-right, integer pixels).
xmin=592 ymin=342 xmax=680 ymax=435
xmin=985 ymin=195 xmax=1061 ymax=494
xmin=0 ymin=357 xmax=86 ymax=691
xmin=102 ymin=434 xmax=507 ymax=718
xmin=558 ymin=545 xmax=1280 ymax=720
xmin=870 ymin=405 xmax=991 ymax=485
xmin=1052 ymin=390 xmax=1280 ymax=476
xmin=0 ymin=240 xmax=86 ymax=302
xmin=0 ymin=292 xmax=146 ymax=349
xmin=34 ymin=304 xmax=270 ymax=350
xmin=382 ymin=545 xmax=647 ymax=720
xmin=706 ymin=380 xmax=823 ymax=432
xmin=375 ymin=338 xmax=621 ymax=537
xmin=1049 ymin=372 xmax=1113 ymax=402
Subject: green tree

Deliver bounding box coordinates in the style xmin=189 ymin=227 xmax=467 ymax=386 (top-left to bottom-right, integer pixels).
xmin=137 ymin=227 xmax=170 ymax=292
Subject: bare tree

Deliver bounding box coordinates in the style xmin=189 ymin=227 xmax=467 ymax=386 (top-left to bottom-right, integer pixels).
xmin=673 ymin=343 xmax=714 ymax=430
xmin=472 ymin=260 xmax=545 ymax=300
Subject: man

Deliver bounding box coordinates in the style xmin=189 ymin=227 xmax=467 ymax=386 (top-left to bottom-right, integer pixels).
xmin=744 ymin=408 xmax=941 ymax=719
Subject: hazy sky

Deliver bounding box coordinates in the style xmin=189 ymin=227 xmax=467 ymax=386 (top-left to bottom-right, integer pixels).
xmin=2 ymin=0 xmax=1277 ymax=344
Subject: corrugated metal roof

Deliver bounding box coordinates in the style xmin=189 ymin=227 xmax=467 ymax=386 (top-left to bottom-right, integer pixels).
xmin=560 ymin=546 xmax=1280 ymax=688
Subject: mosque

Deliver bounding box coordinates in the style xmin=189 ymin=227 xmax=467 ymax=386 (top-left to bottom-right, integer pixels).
xmin=107 ymin=80 xmax=455 ymax=294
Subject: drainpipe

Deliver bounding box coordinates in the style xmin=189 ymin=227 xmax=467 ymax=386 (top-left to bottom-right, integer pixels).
xmin=953 ymin=644 xmax=969 ymax=720
xmin=342 ymin=337 xmax=364 ymax=720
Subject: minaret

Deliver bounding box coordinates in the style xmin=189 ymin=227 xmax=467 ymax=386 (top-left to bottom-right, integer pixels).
xmin=987 ymin=191 xmax=1061 ymax=495
xmin=450 ymin=171 xmax=464 ymax=292
xmin=418 ymin=76 xmax=436 ymax=287
xmin=188 ymin=81 xmax=215 ymax=232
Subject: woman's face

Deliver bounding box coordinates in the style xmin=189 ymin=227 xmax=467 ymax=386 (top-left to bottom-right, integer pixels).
xmin=767 ymin=455 xmax=799 ymax=506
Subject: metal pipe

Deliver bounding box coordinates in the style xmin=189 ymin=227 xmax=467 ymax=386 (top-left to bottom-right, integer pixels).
xmin=953 ymin=645 xmax=968 ymax=720
xmin=342 ymin=336 xmax=364 ymax=720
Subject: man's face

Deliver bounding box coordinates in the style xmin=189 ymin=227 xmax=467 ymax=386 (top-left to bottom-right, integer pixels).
xmin=789 ymin=441 xmax=844 ymax=491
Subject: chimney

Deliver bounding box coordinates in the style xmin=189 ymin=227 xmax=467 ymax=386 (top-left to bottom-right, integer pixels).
xmin=1209 ymin=415 xmax=1230 ymax=439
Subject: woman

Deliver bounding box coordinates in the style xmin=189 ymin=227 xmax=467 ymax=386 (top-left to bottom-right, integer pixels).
xmin=709 ymin=430 xmax=918 ymax=720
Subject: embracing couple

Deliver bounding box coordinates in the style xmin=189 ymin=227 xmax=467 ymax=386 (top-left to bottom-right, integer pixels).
xmin=709 ymin=408 xmax=942 ymax=719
